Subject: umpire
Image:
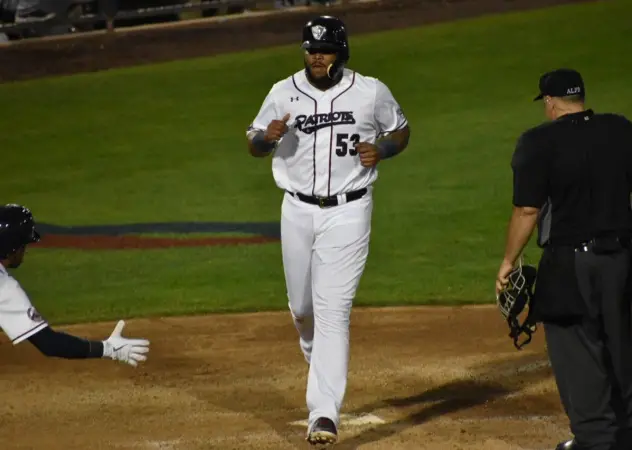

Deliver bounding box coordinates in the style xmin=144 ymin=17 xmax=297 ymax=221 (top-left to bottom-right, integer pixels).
xmin=495 ymin=68 xmax=632 ymax=450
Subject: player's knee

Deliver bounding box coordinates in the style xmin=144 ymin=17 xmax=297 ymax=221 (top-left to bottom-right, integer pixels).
xmin=289 ymin=303 xmax=312 ymax=321
xmin=314 ymin=307 xmax=350 ymax=327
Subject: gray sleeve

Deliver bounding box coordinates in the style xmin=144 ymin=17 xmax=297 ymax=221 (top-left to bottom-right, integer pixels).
xmin=537 ymin=198 xmax=552 ymax=247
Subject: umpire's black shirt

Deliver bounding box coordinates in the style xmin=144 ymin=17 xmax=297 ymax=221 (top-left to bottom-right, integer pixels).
xmin=512 ymin=109 xmax=632 ymax=246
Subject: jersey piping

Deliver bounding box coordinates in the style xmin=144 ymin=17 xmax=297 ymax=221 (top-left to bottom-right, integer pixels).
xmin=328 ymin=72 xmax=357 ymax=197
xmin=292 ymin=74 xmax=319 ymax=196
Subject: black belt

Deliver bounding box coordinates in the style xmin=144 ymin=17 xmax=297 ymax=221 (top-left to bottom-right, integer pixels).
xmin=573 ymin=236 xmax=627 ymax=253
xmin=548 ymin=236 xmax=628 ymax=253
xmin=286 ymin=188 xmax=367 ymax=208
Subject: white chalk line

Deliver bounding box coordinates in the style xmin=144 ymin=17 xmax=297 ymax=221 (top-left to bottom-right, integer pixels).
xmin=288 ymin=412 xmax=386 ymax=428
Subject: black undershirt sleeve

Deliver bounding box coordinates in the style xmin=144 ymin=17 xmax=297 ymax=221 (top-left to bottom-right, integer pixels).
xmin=27 ymin=326 xmax=104 ymax=359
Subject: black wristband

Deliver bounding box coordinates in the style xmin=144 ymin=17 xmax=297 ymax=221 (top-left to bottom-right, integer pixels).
xmin=376 ymin=139 xmax=400 ymax=160
xmin=251 ymin=131 xmax=276 ymax=153
xmin=88 ymin=340 xmax=105 ymax=358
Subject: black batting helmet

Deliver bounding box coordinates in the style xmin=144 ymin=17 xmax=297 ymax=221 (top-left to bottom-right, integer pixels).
xmin=301 ymin=15 xmax=350 ymax=81
xmin=0 ymin=204 xmax=40 ymax=259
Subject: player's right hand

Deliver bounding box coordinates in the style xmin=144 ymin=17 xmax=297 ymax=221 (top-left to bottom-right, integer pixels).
xmin=264 ymin=114 xmax=291 ymax=143
xmin=102 ymin=320 xmax=150 ymax=367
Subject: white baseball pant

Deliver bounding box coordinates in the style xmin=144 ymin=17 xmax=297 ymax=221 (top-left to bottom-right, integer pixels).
xmin=280 ymin=190 xmax=372 ymax=428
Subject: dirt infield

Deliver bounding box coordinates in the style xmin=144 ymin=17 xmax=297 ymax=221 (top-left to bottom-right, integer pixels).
xmin=0 ymin=0 xmax=594 ymax=83
xmin=0 ymin=306 xmax=567 ymax=450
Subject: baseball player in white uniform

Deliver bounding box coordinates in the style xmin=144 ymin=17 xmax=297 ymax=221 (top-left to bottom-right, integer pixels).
xmin=246 ymin=16 xmax=411 ymax=446
xmin=0 ymin=204 xmax=150 ymax=366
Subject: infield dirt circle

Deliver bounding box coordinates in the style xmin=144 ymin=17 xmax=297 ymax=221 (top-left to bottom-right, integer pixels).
xmin=0 ymin=306 xmax=566 ymax=450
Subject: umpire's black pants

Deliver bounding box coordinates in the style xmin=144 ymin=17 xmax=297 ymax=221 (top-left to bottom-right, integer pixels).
xmin=543 ymin=247 xmax=632 ymax=450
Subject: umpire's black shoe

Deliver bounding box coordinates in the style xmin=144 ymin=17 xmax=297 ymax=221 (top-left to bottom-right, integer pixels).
xmin=556 ymin=439 xmax=582 ymax=450
xmin=306 ymin=417 xmax=337 ymax=447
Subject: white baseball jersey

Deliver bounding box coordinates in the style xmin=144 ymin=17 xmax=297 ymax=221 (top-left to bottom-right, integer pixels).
xmin=248 ymin=68 xmax=408 ymax=197
xmin=0 ymin=263 xmax=48 ymax=345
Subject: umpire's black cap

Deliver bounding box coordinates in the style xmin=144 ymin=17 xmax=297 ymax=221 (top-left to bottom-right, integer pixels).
xmin=534 ymin=68 xmax=585 ymax=101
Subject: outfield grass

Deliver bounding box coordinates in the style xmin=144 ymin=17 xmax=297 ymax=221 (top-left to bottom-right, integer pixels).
xmin=1 ymin=0 xmax=631 ymax=324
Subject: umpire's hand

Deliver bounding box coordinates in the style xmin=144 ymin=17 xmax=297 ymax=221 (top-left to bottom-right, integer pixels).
xmin=356 ymin=142 xmax=380 ymax=168
xmin=495 ymin=259 xmax=514 ymax=297
xmin=264 ymin=114 xmax=291 ymax=143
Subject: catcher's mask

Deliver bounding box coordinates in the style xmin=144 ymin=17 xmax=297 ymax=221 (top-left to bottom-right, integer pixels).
xmin=496 ymin=261 xmax=538 ymax=350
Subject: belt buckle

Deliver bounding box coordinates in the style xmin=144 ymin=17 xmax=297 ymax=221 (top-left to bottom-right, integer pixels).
xmin=318 ymin=197 xmax=327 ymax=208
xmin=575 ymin=241 xmax=590 ymax=253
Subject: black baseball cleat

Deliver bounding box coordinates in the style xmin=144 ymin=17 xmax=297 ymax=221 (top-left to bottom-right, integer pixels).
xmin=306 ymin=417 xmax=338 ymax=447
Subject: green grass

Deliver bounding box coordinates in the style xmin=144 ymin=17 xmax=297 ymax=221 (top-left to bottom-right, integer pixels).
xmin=1 ymin=0 xmax=631 ymax=324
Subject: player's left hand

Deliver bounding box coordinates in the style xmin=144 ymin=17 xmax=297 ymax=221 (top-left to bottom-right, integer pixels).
xmin=495 ymin=259 xmax=515 ymax=297
xmin=355 ymin=142 xmax=380 ymax=168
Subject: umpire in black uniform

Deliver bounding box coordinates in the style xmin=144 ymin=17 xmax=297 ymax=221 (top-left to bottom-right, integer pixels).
xmin=495 ymin=68 xmax=632 ymax=450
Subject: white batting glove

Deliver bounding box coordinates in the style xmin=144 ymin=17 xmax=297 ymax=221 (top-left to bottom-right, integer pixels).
xmin=102 ymin=320 xmax=150 ymax=367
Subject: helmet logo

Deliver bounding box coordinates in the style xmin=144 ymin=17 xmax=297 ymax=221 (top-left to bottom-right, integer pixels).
xmin=311 ymin=25 xmax=327 ymax=40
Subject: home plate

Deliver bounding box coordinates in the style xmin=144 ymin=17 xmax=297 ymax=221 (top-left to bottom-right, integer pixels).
xmin=289 ymin=413 xmax=386 ymax=428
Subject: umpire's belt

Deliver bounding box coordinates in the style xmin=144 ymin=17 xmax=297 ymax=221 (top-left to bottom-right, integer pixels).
xmin=549 ymin=236 xmax=628 ymax=254
xmin=286 ymin=188 xmax=367 ymax=208
xmin=574 ymin=236 xmax=628 ymax=254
